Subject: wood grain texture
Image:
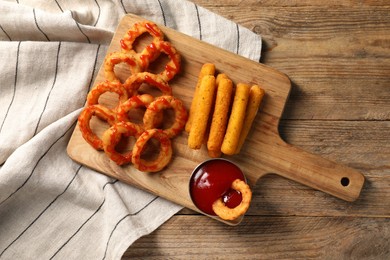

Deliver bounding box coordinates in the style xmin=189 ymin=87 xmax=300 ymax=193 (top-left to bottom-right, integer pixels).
xmin=123 ymin=0 xmax=390 ymax=258
xmin=194 ymin=2 xmax=390 ymax=121
xmin=125 ymin=216 xmax=390 ymax=259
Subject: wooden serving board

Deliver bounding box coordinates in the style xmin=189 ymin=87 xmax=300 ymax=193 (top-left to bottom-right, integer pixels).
xmin=67 ymin=14 xmax=365 ymax=225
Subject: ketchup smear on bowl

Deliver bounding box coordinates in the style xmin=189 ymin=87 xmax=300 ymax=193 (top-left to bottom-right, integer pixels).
xmin=189 ymin=159 xmax=246 ymax=216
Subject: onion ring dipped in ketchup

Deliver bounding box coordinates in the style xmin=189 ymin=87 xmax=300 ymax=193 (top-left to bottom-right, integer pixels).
xmin=189 ymin=159 xmax=252 ymax=221
xmin=212 ymin=179 xmax=252 ymax=221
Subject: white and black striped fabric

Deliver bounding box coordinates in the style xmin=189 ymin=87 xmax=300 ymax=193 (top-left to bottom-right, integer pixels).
xmin=0 ymin=0 xmax=262 ymax=259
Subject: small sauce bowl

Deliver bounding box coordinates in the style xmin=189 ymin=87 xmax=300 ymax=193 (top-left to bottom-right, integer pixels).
xmin=189 ymin=158 xmax=247 ymax=217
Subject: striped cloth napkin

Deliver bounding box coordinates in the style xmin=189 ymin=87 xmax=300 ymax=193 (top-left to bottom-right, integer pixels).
xmin=0 ymin=0 xmax=262 ymax=259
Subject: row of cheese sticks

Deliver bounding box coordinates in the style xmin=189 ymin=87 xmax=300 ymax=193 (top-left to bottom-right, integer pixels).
xmin=186 ymin=63 xmax=265 ymax=157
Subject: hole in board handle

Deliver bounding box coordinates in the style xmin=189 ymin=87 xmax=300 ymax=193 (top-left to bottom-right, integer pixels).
xmin=341 ymin=177 xmax=350 ymax=187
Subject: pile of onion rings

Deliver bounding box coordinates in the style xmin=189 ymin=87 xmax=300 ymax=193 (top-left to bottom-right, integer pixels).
xmin=78 ymin=21 xmax=187 ymax=172
xmin=104 ymin=20 xmax=181 ymax=84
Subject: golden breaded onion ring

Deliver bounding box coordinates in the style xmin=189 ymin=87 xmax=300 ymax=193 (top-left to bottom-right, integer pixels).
xmin=154 ymin=40 xmax=181 ymax=82
xmin=132 ymin=129 xmax=172 ymax=172
xmin=136 ymin=41 xmax=181 ymax=82
xmin=102 ymin=122 xmax=143 ymax=166
xmin=104 ymin=52 xmax=143 ymax=83
xmin=116 ymin=94 xmax=155 ymax=124
xmin=212 ymin=179 xmax=252 ymax=221
xmin=87 ymin=80 xmax=129 ymax=110
xmin=120 ymin=21 xmax=164 ymax=53
xmin=143 ymin=95 xmax=188 ymax=138
xmin=124 ymin=72 xmax=172 ymax=97
xmin=78 ymin=104 xmax=117 ymax=150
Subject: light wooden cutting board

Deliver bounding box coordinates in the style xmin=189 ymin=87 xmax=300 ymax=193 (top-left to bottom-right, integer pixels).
xmin=67 ymin=14 xmax=365 ymax=225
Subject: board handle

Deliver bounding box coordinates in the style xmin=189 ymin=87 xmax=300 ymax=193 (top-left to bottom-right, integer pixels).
xmin=269 ymin=141 xmax=365 ymax=202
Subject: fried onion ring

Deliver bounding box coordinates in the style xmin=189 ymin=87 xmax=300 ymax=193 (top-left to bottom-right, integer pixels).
xmin=212 ymin=179 xmax=252 ymax=221
xmin=104 ymin=52 xmax=143 ymax=83
xmin=143 ymin=95 xmax=187 ymax=138
xmin=120 ymin=21 xmax=164 ymax=53
xmin=124 ymin=72 xmax=172 ymax=97
xmin=131 ymin=41 xmax=181 ymax=82
xmin=102 ymin=122 xmax=143 ymax=166
xmin=131 ymin=129 xmax=172 ymax=172
xmin=116 ymin=94 xmax=155 ymax=125
xmin=78 ymin=104 xmax=117 ymax=150
xmin=87 ymin=80 xmax=129 ymax=110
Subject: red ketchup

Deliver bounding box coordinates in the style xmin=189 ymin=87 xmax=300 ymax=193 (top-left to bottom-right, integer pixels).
xmin=189 ymin=159 xmax=246 ymax=216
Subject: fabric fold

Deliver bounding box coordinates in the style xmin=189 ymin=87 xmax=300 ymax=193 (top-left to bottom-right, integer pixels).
xmin=0 ymin=0 xmax=261 ymax=259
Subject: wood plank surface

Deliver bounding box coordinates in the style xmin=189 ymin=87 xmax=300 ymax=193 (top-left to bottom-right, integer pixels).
xmin=123 ymin=0 xmax=390 ymax=258
xmin=125 ymin=216 xmax=390 ymax=259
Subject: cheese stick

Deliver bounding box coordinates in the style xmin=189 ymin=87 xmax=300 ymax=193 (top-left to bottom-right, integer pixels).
xmin=235 ymin=85 xmax=265 ymax=154
xmin=188 ymin=75 xmax=216 ymax=149
xmin=221 ymin=83 xmax=250 ymax=155
xmin=185 ymin=63 xmax=215 ymax=132
xmin=207 ymin=74 xmax=233 ymax=157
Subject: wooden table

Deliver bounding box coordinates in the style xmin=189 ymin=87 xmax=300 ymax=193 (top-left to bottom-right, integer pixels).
xmin=123 ymin=1 xmax=390 ymax=258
